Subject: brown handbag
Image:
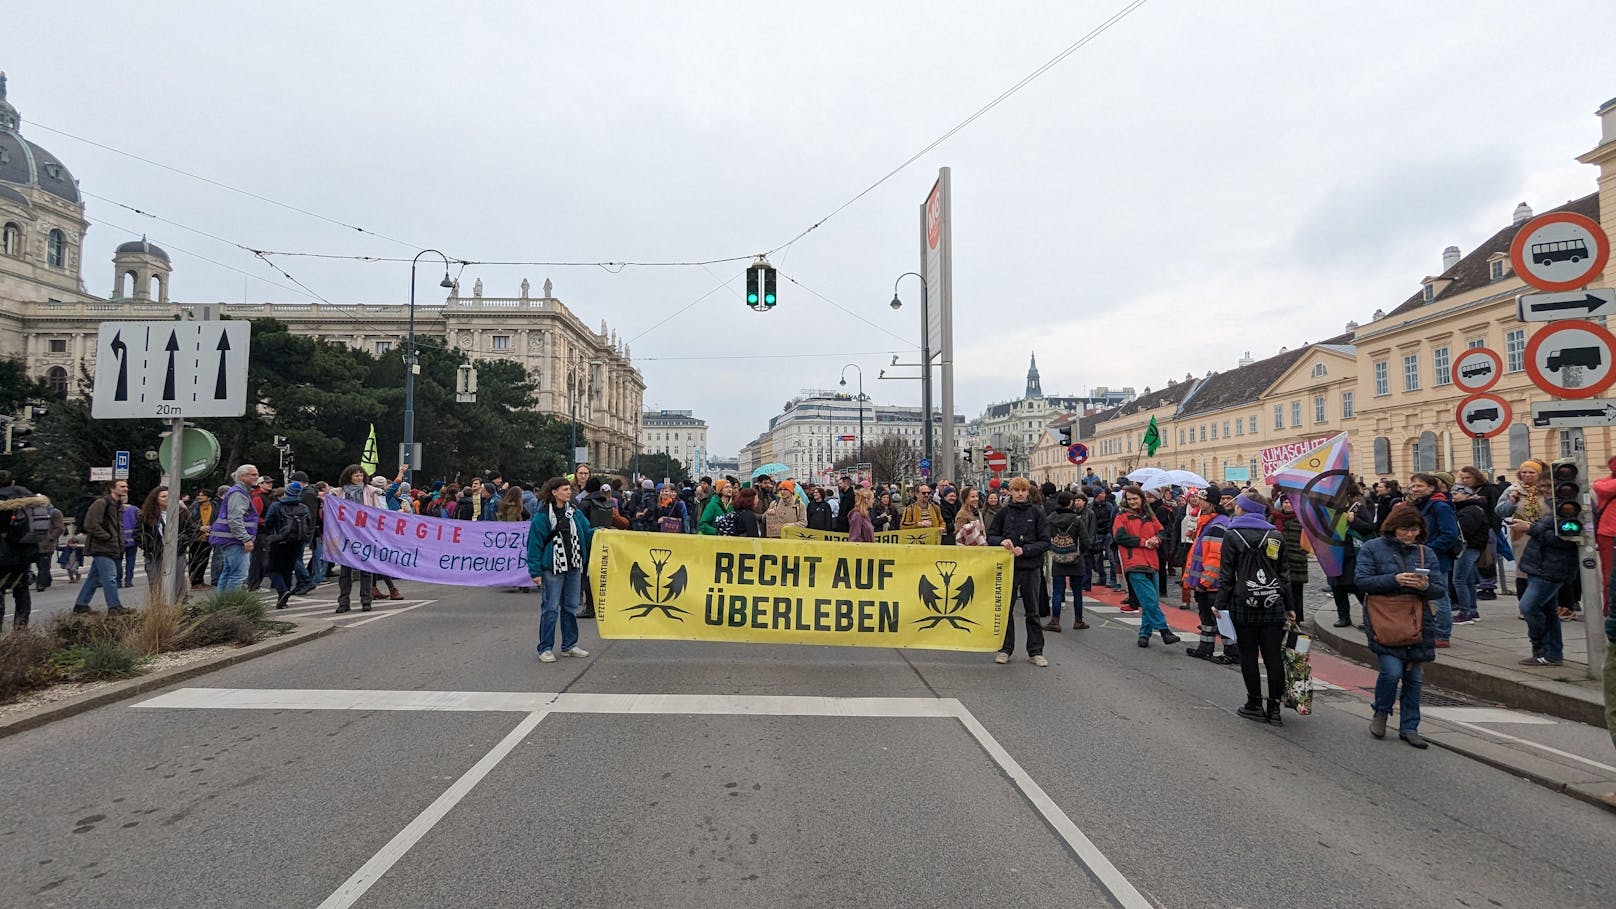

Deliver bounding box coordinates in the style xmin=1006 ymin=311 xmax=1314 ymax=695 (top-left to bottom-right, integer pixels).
xmin=1366 ymin=548 xmax=1425 ymax=647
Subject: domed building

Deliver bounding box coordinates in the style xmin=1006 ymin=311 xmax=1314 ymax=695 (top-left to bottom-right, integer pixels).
xmin=0 ymin=71 xmax=646 ymax=472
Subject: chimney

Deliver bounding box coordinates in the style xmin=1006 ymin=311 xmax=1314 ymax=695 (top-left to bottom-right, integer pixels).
xmin=1599 ymin=96 xmax=1616 ymax=146
xmin=1237 ymin=350 xmax=1254 ymax=368
xmin=1513 ymin=202 xmax=1533 ymax=225
xmin=1442 ymin=245 xmax=1461 ymax=272
xmin=1345 ymin=319 xmax=1360 ymax=333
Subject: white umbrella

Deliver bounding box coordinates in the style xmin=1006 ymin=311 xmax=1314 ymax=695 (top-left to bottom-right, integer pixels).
xmin=1165 ymin=469 xmax=1209 ymax=488
xmin=1125 ymin=467 xmax=1172 ymax=490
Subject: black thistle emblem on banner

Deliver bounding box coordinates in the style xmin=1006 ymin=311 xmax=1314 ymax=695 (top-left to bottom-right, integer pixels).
xmin=914 ymin=560 xmax=977 ymax=631
xmin=627 ymin=548 xmax=690 ymax=620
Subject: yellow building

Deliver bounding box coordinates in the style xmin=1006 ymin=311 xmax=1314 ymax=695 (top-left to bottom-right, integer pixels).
xmin=1078 ymin=97 xmax=1616 ymax=488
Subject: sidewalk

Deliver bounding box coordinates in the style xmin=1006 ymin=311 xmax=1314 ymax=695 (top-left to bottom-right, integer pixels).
xmin=1305 ymin=584 xmax=1607 ymax=727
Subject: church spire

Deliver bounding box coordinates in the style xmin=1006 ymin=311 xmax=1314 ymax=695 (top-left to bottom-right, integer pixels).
xmin=1026 ymin=352 xmax=1042 ymax=398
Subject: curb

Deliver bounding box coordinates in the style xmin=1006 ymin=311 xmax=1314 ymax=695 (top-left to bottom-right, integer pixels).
xmin=0 ymin=621 xmax=335 ymax=739
xmin=1309 ymin=618 xmax=1605 ymax=727
xmin=1421 ymin=725 xmax=1616 ymax=816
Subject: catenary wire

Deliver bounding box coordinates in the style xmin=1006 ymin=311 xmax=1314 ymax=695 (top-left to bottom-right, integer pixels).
xmin=96 ymin=217 xmax=322 ymax=302
xmin=776 ymin=271 xmax=916 ymax=347
xmin=764 ymin=0 xmax=1150 ymax=256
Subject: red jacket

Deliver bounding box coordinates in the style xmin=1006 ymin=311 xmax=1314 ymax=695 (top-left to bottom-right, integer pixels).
xmin=1594 ymin=475 xmax=1616 ymax=538
xmin=1112 ymin=509 xmax=1163 ymax=574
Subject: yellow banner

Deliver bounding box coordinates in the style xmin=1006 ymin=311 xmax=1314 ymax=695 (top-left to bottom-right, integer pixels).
xmin=780 ymin=525 xmax=944 ymax=546
xmin=591 ymin=531 xmax=1010 ymax=651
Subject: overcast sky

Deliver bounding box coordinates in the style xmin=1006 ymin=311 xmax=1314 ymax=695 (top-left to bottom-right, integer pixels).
xmin=8 ymin=1 xmax=1616 ymax=455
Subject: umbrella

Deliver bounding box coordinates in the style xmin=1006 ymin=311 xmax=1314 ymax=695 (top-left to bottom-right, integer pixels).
xmin=1165 ymin=469 xmax=1209 ymax=488
xmin=751 ymin=462 xmax=790 ymax=479
xmin=1126 ymin=467 xmax=1172 ymax=490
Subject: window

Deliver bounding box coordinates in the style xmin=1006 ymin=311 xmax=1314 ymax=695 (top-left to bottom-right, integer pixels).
xmin=1248 ymin=458 xmax=1258 ymax=479
xmin=1311 ymin=363 xmax=1327 ymax=378
xmin=1374 ymin=436 xmax=1392 ymax=475
xmin=1199 ymin=426 xmax=1206 ymax=442
xmin=1422 ymin=284 xmax=1434 ymax=302
xmin=1248 ymin=416 xmax=1257 ymax=434
xmin=1210 ymin=424 xmax=1218 ymax=440
xmin=1471 ymin=437 xmax=1492 ymax=474
xmin=1222 ymin=420 xmax=1230 ymax=437
xmin=1178 ymin=428 xmax=1185 ymax=445
xmin=1433 ymin=347 xmax=1450 ymax=386
xmin=46 ymin=366 xmax=68 ymax=396
xmin=1402 ymin=354 xmax=1420 ymax=391
xmin=48 ymin=339 xmax=67 ymax=354
xmin=1273 ymin=404 xmax=1284 ymax=430
xmin=46 ymin=229 xmax=65 ymax=267
xmin=1560 ymin=430 xmax=1574 ymax=459
xmin=1341 ymin=390 xmax=1354 ymax=419
xmin=1468 ymin=337 xmax=1486 ymax=350
xmin=1234 ymin=418 xmax=1243 ymax=437
xmin=1 ymin=222 xmax=18 ymax=256
xmin=1290 ymin=401 xmax=1302 ymax=427
xmin=1505 ymin=329 xmax=1526 ymax=372
xmin=1489 ymin=260 xmax=1505 ymax=281
xmin=1374 ymin=360 xmax=1389 ymax=396
xmin=1414 ymin=431 xmax=1437 ymax=472
xmin=1313 ymin=395 xmax=1326 ymax=423
xmin=375 ymin=341 xmax=392 ymax=355
xmin=492 ymin=335 xmax=510 ymax=351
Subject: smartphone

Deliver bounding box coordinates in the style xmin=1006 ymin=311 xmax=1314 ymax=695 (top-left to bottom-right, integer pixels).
xmin=1413 ymin=568 xmax=1431 ymax=576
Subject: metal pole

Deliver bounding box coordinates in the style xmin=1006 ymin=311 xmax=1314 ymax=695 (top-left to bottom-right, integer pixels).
xmin=1571 ymin=429 xmax=1607 ymax=679
xmin=920 ymin=280 xmax=933 ymax=467
xmin=403 ymin=258 xmax=418 ymax=485
xmin=156 ymin=416 xmax=185 ymax=607
xmin=858 ymin=371 xmax=865 ymax=467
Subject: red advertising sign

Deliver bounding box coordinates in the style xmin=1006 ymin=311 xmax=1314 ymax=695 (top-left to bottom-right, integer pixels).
xmin=1259 ymin=437 xmax=1330 ymax=483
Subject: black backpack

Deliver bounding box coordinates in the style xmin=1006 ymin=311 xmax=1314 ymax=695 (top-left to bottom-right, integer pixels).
xmin=584 ymin=496 xmax=616 ymax=529
xmin=1224 ymin=527 xmax=1291 ymax=615
xmin=274 ymin=502 xmax=317 ymax=545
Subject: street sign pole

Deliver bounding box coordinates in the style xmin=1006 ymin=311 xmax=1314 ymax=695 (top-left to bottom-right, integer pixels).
xmin=156 ymin=415 xmax=186 ymax=608
xmin=1568 ymin=429 xmax=1607 ymax=679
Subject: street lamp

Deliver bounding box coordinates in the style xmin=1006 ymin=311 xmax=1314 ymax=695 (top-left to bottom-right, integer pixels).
xmin=839 ymin=363 xmax=864 ymax=468
xmin=889 ymin=272 xmax=932 ymax=466
xmin=404 ymin=250 xmax=454 ymax=483
xmin=568 ymin=357 xmax=596 ymax=472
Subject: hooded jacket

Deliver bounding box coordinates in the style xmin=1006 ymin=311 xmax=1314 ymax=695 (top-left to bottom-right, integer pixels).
xmin=1414 ymin=492 xmax=1461 ymax=558
xmin=1111 ymin=506 xmax=1164 ymax=574
xmin=987 ymin=498 xmax=1050 ymax=570
xmin=0 ymin=485 xmax=50 ymax=564
xmin=1355 ymin=533 xmax=1441 ymax=663
xmin=1213 ymin=512 xmax=1293 ymax=625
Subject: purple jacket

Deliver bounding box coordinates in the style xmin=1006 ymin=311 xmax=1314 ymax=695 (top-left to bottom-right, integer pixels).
xmin=121 ymin=504 xmax=138 ymax=547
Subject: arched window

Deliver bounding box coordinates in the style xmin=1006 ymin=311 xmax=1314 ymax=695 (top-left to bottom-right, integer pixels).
xmin=1 ymin=222 xmax=19 ymax=256
xmin=121 ymin=270 xmax=137 ymax=298
xmin=1413 ymin=431 xmax=1437 ymax=473
xmin=1373 ymin=437 xmax=1392 ymax=475
xmin=1507 ymin=424 xmax=1531 ymax=468
xmin=46 ymin=229 xmax=65 ymax=267
xmin=149 ymin=274 xmax=163 ymax=301
xmin=45 ymin=366 xmax=68 ymax=397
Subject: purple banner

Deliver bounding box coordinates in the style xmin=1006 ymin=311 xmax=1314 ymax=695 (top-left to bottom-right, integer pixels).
xmin=320 ymin=498 xmax=533 ymax=587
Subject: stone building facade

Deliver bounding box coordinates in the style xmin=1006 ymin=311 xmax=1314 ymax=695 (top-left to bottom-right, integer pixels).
xmin=0 ymin=73 xmax=645 ymax=473
xmin=641 ymin=409 xmax=709 ymax=477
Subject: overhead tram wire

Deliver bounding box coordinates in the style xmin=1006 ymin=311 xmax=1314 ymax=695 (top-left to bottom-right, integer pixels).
xmin=776 ymin=271 xmax=915 ymax=347
xmin=763 ymin=0 xmax=1150 ymax=258
xmin=636 ymin=350 xmax=906 ymax=363
xmin=95 ymin=217 xmax=323 ymax=302
xmin=28 ymin=120 xmax=428 ymax=252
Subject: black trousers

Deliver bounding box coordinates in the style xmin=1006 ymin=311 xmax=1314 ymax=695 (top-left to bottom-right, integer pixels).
xmin=0 ymin=564 xmax=32 ymax=628
xmin=1234 ymin=622 xmax=1286 ymax=707
xmin=1001 ymin=567 xmax=1046 ymax=657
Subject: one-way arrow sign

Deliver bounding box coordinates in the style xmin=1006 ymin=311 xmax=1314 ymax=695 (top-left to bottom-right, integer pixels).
xmin=1516 ymin=288 xmax=1616 ymax=322
xmin=1531 ymin=399 xmax=1616 ymax=428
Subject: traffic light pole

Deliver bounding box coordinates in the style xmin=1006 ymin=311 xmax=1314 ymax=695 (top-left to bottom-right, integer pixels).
xmin=1570 ymin=430 xmax=1607 ymax=680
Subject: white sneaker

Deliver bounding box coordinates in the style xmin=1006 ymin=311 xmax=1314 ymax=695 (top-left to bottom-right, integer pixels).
xmin=994 ymin=652 xmax=1009 ymax=664
xmin=537 ymin=650 xmax=557 ymax=663
xmin=560 ymin=647 xmax=590 ymax=658
xmin=1030 ymin=655 xmax=1049 ymax=668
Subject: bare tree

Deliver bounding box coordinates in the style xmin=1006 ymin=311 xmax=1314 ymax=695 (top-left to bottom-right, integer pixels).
xmin=834 ymin=435 xmax=919 ymax=489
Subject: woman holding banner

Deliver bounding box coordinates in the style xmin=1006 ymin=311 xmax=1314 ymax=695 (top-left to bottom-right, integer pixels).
xmin=528 ymin=477 xmax=595 ymax=663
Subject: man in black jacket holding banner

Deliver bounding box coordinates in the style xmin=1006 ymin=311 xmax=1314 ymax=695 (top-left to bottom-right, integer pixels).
xmin=989 ymin=476 xmax=1052 ymax=668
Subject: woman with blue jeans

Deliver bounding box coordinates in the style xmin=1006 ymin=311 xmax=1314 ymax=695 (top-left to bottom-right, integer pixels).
xmin=527 ymin=477 xmax=595 ymax=664
xmin=1355 ymin=503 xmax=1443 ymax=749
xmin=1509 ymin=510 xmax=1578 ymax=666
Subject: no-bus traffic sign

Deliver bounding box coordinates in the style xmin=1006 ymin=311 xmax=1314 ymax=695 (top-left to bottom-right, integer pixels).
xmin=1509 ymin=211 xmax=1610 ymax=293
xmin=1450 ymin=347 xmax=1502 ymax=393
xmin=1455 ymin=393 xmax=1511 ymax=439
xmin=1524 ymin=319 xmax=1616 ymax=399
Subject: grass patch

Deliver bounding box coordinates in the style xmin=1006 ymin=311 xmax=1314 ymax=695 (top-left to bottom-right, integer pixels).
xmin=52 ymin=639 xmax=147 ymax=682
xmin=0 ymin=630 xmax=59 ymax=700
xmin=126 ymin=601 xmax=186 ymax=656
xmin=185 ymin=588 xmax=267 ymax=623
xmin=179 ymin=612 xmax=261 ymax=648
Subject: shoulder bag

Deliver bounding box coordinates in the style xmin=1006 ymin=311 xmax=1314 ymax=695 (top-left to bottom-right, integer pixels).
xmin=1365 ymin=547 xmax=1425 ymax=647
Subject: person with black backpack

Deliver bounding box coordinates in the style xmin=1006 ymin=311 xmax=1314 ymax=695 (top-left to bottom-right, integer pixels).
xmin=1214 ymin=491 xmax=1297 ymax=726
xmin=1044 ymin=491 xmax=1092 ymax=632
xmin=262 ymin=481 xmax=316 ymax=609
xmin=0 ymin=469 xmax=51 ymax=630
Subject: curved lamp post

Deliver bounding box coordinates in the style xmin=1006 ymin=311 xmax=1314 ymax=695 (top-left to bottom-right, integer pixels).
xmin=404 ymin=250 xmax=454 ymax=482
xmin=890 ymin=272 xmax=931 ymax=465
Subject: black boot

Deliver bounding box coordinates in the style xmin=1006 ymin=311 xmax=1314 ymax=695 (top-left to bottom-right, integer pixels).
xmin=275 ymin=591 xmax=290 ymax=609
xmin=1266 ymin=700 xmax=1283 ymax=726
xmin=1236 ymin=701 xmax=1266 ymax=722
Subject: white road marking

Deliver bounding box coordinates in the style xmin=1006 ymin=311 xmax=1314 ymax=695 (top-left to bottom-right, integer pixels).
xmin=336 ymin=599 xmax=439 ymax=627
xmin=138 ymin=689 xmax=1153 ymax=908
xmin=1423 ymin=707 xmax=1556 ymax=726
xmin=1438 ymin=719 xmax=1616 ymax=776
xmin=315 ymin=710 xmax=548 ymax=909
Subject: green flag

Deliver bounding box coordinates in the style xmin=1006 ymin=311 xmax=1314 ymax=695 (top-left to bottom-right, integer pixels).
xmin=361 ymin=423 xmax=379 ymax=475
xmin=1142 ymin=415 xmax=1161 ymax=457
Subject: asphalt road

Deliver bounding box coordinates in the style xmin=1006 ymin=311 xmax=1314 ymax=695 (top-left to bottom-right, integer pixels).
xmin=3 ymin=581 xmax=1614 ymax=909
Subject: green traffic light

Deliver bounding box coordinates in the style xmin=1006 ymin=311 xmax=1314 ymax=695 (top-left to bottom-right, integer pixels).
xmin=748 ymin=293 xmax=759 ymax=304
xmin=764 ymin=293 xmax=776 ymax=305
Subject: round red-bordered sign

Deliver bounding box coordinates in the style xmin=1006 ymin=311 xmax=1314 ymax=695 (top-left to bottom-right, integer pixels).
xmin=1524 ymin=319 xmax=1616 ymax=399
xmin=985 ymin=450 xmax=1008 ymax=472
xmin=1455 ymin=393 xmax=1512 ymax=439
xmin=1509 ymin=211 xmax=1610 ymax=292
xmin=1451 ymin=347 xmax=1502 ymax=393
xmin=1067 ymin=443 xmax=1089 ymax=466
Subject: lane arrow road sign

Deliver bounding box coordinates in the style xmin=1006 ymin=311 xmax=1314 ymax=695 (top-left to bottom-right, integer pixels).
xmin=110 ymin=330 xmax=129 ymax=401
xmin=1516 ymin=288 xmax=1616 ymax=323
xmin=214 ymin=331 xmax=231 ymax=400
xmin=162 ymin=330 xmax=179 ymax=401
xmin=1530 ymin=399 xmax=1616 ymax=428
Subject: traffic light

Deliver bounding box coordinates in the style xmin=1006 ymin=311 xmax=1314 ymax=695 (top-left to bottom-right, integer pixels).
xmin=763 ymin=266 xmax=777 ymax=308
xmin=746 ymin=266 xmax=761 ymax=307
xmin=1551 ymin=459 xmax=1585 ymax=539
xmin=962 ymin=448 xmax=973 ymax=464
xmin=1057 ymin=423 xmax=1073 ymax=447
